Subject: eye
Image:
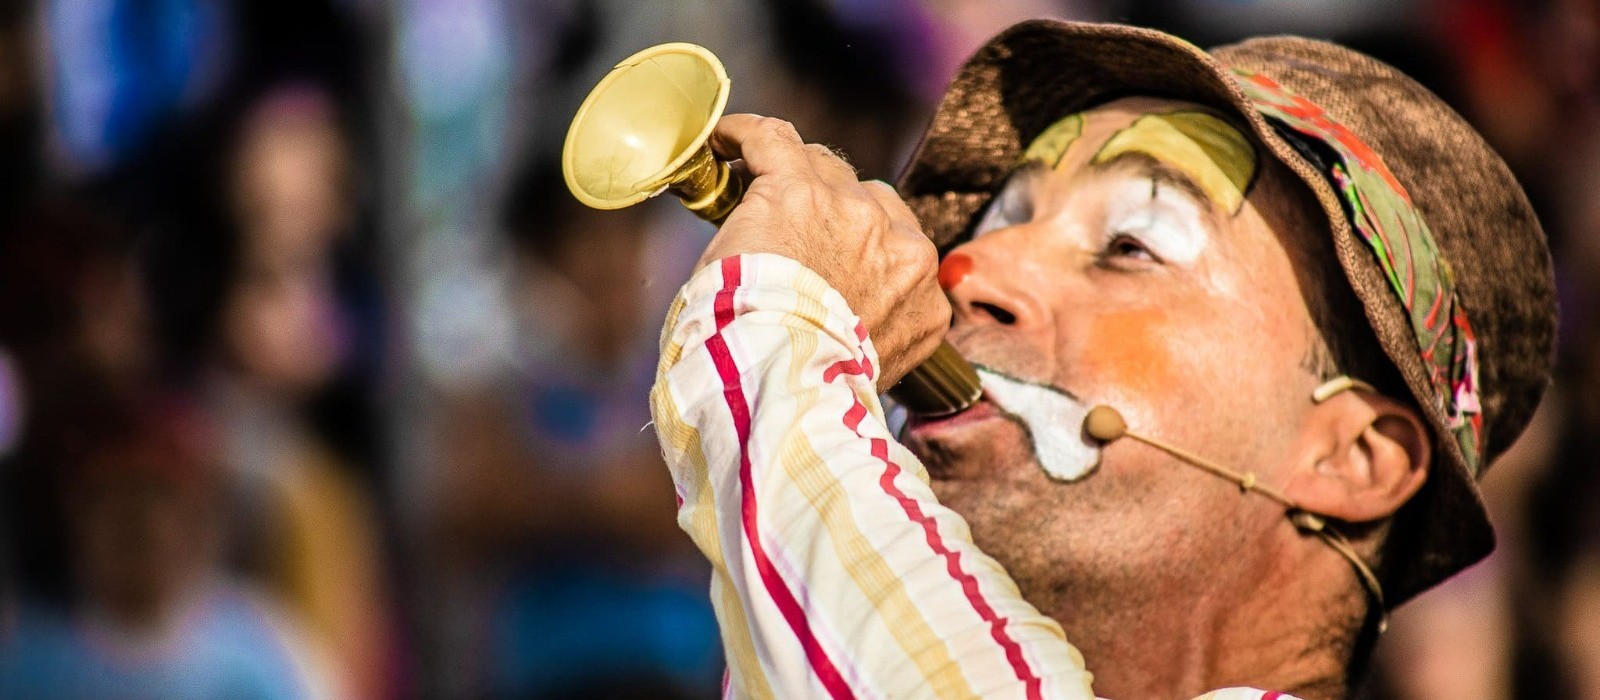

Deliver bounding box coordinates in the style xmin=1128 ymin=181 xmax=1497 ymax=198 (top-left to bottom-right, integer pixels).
xmin=1103 ymin=233 xmax=1158 ymax=263
xmin=973 ymin=171 xmax=1038 ymax=237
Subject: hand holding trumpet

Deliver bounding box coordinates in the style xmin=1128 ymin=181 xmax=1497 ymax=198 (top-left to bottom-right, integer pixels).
xmin=563 ymin=42 xmax=979 ymax=412
xmin=696 ymin=115 xmax=951 ymax=392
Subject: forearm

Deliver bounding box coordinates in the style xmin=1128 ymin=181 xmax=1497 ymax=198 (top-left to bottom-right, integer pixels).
xmin=651 ymin=253 xmax=1095 ymax=699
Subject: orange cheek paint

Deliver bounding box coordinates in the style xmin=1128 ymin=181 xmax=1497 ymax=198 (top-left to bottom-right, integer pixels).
xmin=938 ymin=253 xmax=974 ymax=291
xmin=1081 ymin=308 xmax=1182 ymax=397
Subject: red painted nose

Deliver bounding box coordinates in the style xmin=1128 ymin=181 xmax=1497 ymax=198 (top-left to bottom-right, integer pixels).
xmin=938 ymin=253 xmax=974 ymax=291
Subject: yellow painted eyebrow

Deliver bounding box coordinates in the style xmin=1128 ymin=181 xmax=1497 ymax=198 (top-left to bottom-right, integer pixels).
xmin=1018 ymin=113 xmax=1084 ymax=169
xmin=1091 ymin=111 xmax=1257 ymax=215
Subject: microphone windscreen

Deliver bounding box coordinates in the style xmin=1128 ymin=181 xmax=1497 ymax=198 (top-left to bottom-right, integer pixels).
xmin=1084 ymin=405 xmax=1127 ymax=442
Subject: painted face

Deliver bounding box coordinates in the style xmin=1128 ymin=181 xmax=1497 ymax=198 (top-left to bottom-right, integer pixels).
xmin=973 ymin=366 xmax=1098 ymax=482
xmin=902 ymin=96 xmax=1329 ymax=617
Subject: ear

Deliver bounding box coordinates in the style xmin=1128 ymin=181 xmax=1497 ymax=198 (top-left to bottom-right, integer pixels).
xmin=1284 ymin=390 xmax=1431 ymax=524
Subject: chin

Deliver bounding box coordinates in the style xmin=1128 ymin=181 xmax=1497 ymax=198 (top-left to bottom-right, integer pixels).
xmin=904 ymin=421 xmax=995 ymax=482
xmin=908 ymin=410 xmax=1044 ymax=488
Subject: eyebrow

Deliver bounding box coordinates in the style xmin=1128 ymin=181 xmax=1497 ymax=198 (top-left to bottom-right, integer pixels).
xmin=1089 ymin=151 xmax=1218 ymax=214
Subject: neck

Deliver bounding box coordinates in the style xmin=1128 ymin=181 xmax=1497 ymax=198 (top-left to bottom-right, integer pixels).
xmin=1045 ymin=529 xmax=1365 ymax=700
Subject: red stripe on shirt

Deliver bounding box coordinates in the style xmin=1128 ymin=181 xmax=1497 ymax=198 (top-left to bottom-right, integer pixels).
xmin=829 ymin=357 xmax=1044 ymax=699
xmin=822 ymin=358 xmax=869 ymax=383
xmin=871 ymin=435 xmax=1043 ymax=699
xmin=851 ymin=322 xmax=875 ymax=381
xmin=706 ymin=256 xmax=856 ymax=700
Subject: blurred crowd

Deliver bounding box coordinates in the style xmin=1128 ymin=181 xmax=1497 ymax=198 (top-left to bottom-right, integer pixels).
xmin=0 ymin=0 xmax=1592 ymax=698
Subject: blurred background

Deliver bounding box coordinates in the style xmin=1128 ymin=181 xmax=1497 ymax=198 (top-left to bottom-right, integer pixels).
xmin=0 ymin=0 xmax=1592 ymax=698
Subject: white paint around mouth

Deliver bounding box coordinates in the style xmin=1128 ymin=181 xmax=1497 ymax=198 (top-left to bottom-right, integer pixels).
xmin=976 ymin=368 xmax=1103 ymax=482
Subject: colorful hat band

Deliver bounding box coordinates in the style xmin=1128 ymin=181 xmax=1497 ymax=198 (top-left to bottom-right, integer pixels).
xmin=1233 ymin=69 xmax=1484 ymax=472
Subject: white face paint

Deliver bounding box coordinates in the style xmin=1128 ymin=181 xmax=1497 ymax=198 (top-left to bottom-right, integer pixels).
xmin=976 ymin=368 xmax=1102 ymax=482
xmin=1102 ymin=176 xmax=1210 ymax=265
xmin=972 ymin=168 xmax=1211 ymax=270
xmin=972 ymin=167 xmax=1041 ymax=236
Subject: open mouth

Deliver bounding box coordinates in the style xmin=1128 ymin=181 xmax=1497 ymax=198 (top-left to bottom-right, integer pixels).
xmin=908 ymin=365 xmax=1107 ymax=482
xmin=904 ymin=395 xmax=1005 ymax=435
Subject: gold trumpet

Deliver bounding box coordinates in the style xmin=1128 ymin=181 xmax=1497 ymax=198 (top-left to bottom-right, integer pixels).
xmin=563 ymin=42 xmax=980 ymax=416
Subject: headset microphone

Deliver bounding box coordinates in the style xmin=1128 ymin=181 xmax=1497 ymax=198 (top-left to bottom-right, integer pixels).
xmin=1082 ymin=376 xmax=1388 ymax=632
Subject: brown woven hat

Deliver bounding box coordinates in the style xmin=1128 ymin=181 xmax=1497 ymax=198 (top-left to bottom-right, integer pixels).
xmin=898 ymin=19 xmax=1558 ymax=607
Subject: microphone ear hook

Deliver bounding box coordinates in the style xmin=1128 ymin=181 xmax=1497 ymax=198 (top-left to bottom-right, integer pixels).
xmin=1312 ymin=376 xmax=1375 ymax=404
xmin=1083 ymin=375 xmax=1387 ymax=628
xmin=1289 ymin=509 xmax=1326 ymax=532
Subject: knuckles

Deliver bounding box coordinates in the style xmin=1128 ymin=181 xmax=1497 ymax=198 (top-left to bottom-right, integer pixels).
xmin=754 ymin=117 xmax=802 ymax=146
xmin=907 ymin=235 xmax=938 ymax=276
xmin=803 ymin=142 xmax=837 ymax=160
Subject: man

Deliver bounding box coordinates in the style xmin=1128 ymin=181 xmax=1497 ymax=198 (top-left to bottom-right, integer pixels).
xmin=649 ymin=20 xmax=1555 ymax=699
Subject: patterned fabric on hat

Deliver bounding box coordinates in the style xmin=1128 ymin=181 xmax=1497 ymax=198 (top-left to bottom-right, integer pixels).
xmin=1233 ymin=69 xmax=1484 ymax=472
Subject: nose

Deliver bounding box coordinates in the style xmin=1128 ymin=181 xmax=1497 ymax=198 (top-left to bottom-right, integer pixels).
xmin=941 ymin=228 xmax=1047 ymax=331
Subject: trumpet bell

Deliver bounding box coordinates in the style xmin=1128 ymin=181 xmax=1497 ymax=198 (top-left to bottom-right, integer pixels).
xmin=563 ymin=43 xmax=730 ymax=210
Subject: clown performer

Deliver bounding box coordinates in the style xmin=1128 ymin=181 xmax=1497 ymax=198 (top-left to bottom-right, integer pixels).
xmin=649 ymin=20 xmax=1556 ymax=700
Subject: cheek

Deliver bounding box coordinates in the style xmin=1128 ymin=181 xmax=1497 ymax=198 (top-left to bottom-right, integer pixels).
xmin=1075 ymin=307 xmax=1184 ymax=398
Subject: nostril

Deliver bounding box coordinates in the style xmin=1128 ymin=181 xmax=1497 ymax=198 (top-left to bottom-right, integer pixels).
xmin=973 ymin=301 xmax=1017 ymax=325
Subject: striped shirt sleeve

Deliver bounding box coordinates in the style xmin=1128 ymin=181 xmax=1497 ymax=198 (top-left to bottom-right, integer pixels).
xmin=1192 ymin=691 xmax=1304 ymax=700
xmin=650 ymin=253 xmax=1098 ymax=699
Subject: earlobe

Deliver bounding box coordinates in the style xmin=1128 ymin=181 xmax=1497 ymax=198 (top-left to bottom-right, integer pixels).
xmin=1290 ymin=391 xmax=1431 ymax=525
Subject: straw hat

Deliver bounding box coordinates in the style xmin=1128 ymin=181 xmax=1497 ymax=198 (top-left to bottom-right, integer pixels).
xmin=898 ymin=19 xmax=1558 ymax=606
